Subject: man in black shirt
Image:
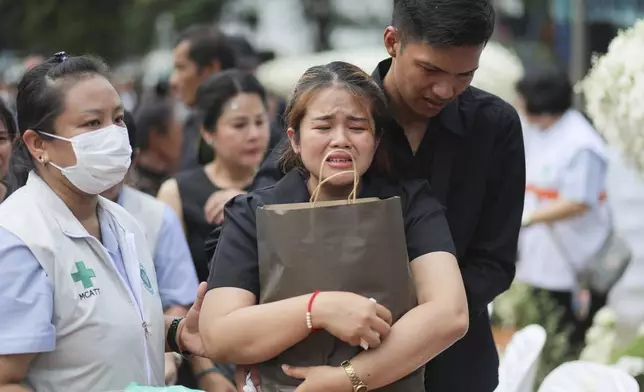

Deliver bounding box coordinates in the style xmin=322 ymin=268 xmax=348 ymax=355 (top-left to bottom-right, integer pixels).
xmin=170 ymin=25 xmax=237 ymax=171
xmin=243 ymin=0 xmax=525 ymax=390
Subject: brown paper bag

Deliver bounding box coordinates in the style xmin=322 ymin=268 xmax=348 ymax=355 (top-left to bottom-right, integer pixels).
xmin=254 ymin=151 xmax=423 ymax=392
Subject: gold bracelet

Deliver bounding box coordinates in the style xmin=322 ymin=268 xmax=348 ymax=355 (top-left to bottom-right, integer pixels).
xmin=341 ymin=361 xmax=368 ymax=392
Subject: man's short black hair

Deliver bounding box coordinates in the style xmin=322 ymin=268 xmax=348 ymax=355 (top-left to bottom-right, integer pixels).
xmin=392 ymin=0 xmax=495 ymax=47
xmin=516 ymin=68 xmax=572 ymax=116
xmin=176 ymin=24 xmax=236 ymax=71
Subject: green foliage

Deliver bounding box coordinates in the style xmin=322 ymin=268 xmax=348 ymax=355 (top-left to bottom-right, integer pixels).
xmin=0 ymin=0 xmax=130 ymax=62
xmin=0 ymin=0 xmax=230 ymax=62
xmin=612 ymin=335 xmax=644 ymax=363
xmin=611 ymin=335 xmax=644 ymax=388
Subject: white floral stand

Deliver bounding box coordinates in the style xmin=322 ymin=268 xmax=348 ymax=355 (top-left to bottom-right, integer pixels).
xmin=605 ymin=148 xmax=644 ymax=347
xmin=538 ymin=361 xmax=639 ymax=392
xmin=495 ymin=324 xmax=547 ymax=392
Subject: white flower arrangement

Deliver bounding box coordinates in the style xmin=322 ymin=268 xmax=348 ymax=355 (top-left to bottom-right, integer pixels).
xmin=581 ymin=306 xmax=644 ymax=385
xmin=594 ymin=307 xmax=618 ymax=329
xmin=581 ymin=307 xmax=619 ymax=363
xmin=615 ymin=356 xmax=644 ymax=377
xmin=578 ymin=19 xmax=644 ymax=175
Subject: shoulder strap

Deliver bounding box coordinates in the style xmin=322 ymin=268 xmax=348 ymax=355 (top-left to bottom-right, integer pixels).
xmin=545 ymin=224 xmax=579 ymax=275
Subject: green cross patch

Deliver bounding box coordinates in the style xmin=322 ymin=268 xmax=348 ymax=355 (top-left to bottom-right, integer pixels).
xmin=140 ymin=264 xmax=154 ymax=295
xmin=71 ymin=261 xmax=96 ymax=289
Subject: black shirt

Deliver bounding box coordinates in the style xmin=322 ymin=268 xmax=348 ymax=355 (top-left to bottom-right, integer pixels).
xmin=125 ymin=163 xmax=169 ymax=197
xmin=176 ymin=167 xmax=222 ymax=282
xmin=179 ymin=112 xmax=201 ymax=171
xmin=245 ymin=59 xmax=526 ymax=391
xmin=207 ymin=170 xmax=454 ymax=297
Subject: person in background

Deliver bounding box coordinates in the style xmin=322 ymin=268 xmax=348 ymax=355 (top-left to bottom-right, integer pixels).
xmin=170 ymin=24 xmax=236 ymax=171
xmin=1 ymin=62 xmax=25 ymax=113
xmin=0 ymin=52 xmax=206 ymax=392
xmin=0 ymin=99 xmax=17 ymax=201
xmin=158 ymin=69 xmax=269 ymax=392
xmin=227 ymin=35 xmax=262 ymax=75
xmin=245 ymin=1 xmax=525 ymax=390
xmin=0 ymin=77 xmax=12 ymax=110
xmin=516 ymin=68 xmax=611 ymax=353
xmin=101 ymin=111 xmax=200 ymax=385
xmin=201 ymin=61 xmax=468 ymax=392
xmin=126 ymin=99 xmax=183 ymax=196
xmin=227 ymin=35 xmax=286 ymax=152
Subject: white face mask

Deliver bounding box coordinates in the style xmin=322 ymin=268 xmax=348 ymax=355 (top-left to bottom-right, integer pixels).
xmin=40 ymin=124 xmax=132 ymax=195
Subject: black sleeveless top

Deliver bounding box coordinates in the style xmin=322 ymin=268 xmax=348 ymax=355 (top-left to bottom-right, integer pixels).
xmin=176 ymin=168 xmax=220 ymax=282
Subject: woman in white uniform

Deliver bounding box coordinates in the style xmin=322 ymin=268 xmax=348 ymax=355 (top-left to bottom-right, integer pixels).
xmin=0 ymin=52 xmax=205 ymax=392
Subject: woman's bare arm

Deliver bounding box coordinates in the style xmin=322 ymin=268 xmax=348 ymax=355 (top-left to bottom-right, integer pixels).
xmin=348 ymin=251 xmax=469 ymax=389
xmin=157 ymin=179 xmax=185 ymax=232
xmin=199 ymin=288 xmax=312 ymax=365
xmin=0 ymin=354 xmax=36 ymax=392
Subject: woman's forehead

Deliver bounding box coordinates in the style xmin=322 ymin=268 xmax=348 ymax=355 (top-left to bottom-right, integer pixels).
xmin=62 ymin=76 xmax=122 ymax=114
xmin=306 ymin=87 xmax=370 ymax=117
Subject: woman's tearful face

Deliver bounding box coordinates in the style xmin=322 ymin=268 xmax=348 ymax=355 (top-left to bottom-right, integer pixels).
xmin=290 ymin=86 xmax=378 ymax=187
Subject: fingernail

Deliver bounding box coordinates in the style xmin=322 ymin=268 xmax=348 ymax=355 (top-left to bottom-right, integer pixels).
xmin=281 ymin=364 xmax=290 ymax=371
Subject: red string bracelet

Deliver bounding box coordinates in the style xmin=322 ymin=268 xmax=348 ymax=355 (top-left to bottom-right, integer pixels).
xmin=306 ymin=290 xmax=321 ymax=331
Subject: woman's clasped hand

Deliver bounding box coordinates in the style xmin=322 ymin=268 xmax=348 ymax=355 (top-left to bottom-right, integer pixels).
xmin=310 ymin=292 xmax=393 ymax=349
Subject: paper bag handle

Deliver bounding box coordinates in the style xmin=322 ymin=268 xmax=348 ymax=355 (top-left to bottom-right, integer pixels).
xmin=309 ymin=149 xmax=359 ymax=204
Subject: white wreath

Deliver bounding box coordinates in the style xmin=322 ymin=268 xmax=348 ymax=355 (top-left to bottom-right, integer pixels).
xmin=579 ymin=19 xmax=644 ymax=175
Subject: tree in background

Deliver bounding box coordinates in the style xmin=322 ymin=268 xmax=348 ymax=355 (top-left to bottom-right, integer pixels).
xmin=0 ymin=0 xmax=230 ymax=62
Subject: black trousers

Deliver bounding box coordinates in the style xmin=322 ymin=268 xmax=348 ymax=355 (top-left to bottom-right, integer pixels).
xmin=531 ymin=287 xmax=607 ymax=353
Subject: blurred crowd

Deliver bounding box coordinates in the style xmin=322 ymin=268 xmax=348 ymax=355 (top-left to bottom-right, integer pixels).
xmin=0 ymin=1 xmax=639 ymax=390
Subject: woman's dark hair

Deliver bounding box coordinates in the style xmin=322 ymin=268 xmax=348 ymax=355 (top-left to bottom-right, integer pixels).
xmin=134 ymin=99 xmax=173 ymax=151
xmin=278 ymin=61 xmax=390 ymax=174
xmin=0 ymin=99 xmax=17 ymax=199
xmin=194 ymin=69 xmax=267 ymax=164
xmin=516 ymin=68 xmax=573 ymax=116
xmin=10 ymin=52 xmax=110 ymax=187
xmin=0 ymin=99 xmax=17 ymax=141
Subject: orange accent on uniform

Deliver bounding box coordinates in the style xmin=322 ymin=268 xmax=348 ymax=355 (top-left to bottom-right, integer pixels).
xmin=526 ymin=184 xmax=606 ymax=202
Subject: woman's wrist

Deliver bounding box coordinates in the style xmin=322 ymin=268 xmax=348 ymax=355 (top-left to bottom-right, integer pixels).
xmin=309 ymin=291 xmax=329 ymax=330
xmin=176 ymin=318 xmax=187 ymax=352
xmin=332 ymin=365 xmax=356 ymax=392
xmin=166 ymin=317 xmax=190 ymax=355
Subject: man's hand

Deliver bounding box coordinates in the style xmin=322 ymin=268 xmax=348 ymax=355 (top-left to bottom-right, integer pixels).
xmin=179 ymin=282 xmax=207 ymax=357
xmin=282 ymin=365 xmax=352 ymax=392
xmin=204 ymin=189 xmax=246 ymax=224
xmin=164 ymin=353 xmax=180 ymax=385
